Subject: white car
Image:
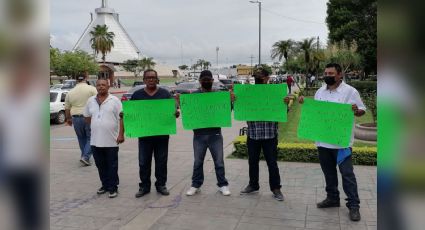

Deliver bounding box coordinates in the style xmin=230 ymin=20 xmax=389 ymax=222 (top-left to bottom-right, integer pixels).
xmin=50 ymin=90 xmax=69 ymax=124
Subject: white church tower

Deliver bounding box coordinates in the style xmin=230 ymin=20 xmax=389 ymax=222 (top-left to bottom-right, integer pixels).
xmin=73 ymin=0 xmax=141 ymax=64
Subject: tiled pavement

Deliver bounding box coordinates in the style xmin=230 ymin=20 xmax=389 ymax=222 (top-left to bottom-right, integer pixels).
xmin=50 ymin=116 xmax=376 ymax=230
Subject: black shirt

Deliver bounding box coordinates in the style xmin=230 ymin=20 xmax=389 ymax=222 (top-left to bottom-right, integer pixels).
xmin=131 ymin=87 xmax=172 ymax=100
xmin=192 ymin=89 xmax=222 ymax=135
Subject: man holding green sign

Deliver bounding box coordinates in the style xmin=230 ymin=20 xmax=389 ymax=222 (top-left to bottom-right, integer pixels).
xmin=177 ymin=70 xmax=233 ymax=196
xmin=129 ymin=69 xmax=180 ymax=198
xmin=236 ymin=67 xmax=291 ymax=202
xmin=298 ymin=63 xmax=366 ymax=221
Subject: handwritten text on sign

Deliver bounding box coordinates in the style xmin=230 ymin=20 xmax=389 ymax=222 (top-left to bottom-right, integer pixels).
xmin=297 ymin=98 xmax=354 ymax=147
xmin=180 ymin=91 xmax=231 ymax=130
xmin=233 ymin=84 xmax=287 ymax=122
xmin=123 ymin=99 xmax=176 ymax=138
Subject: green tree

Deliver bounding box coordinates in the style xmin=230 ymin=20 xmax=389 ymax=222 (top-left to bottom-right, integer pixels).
xmin=270 ymin=39 xmax=294 ymax=70
xmin=326 ymin=0 xmax=376 ymax=75
xmin=286 ymin=53 xmax=305 ymax=73
xmin=139 ymin=57 xmax=156 ymax=70
xmin=326 ymin=42 xmax=361 ymax=75
xmin=297 ymin=37 xmax=316 ymax=75
xmin=89 ymin=25 xmax=115 ymax=63
xmin=53 ymin=50 xmax=99 ymax=79
xmin=122 ymin=59 xmax=142 ymax=77
xmin=178 ymin=65 xmax=189 ymax=70
xmin=202 ymin=61 xmax=211 ymax=70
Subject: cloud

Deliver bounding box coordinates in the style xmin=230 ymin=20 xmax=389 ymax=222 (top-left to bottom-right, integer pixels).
xmin=50 ymin=0 xmax=329 ymax=66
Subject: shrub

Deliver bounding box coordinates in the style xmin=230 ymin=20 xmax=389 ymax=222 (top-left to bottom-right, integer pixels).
xmin=232 ymin=136 xmax=376 ymax=165
xmin=348 ymin=81 xmax=377 ymax=94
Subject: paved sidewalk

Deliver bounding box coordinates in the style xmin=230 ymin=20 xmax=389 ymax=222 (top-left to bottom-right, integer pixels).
xmin=50 ymin=117 xmax=376 ymax=230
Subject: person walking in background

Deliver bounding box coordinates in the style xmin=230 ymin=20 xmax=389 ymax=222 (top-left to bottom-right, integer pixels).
xmin=65 ymin=72 xmax=97 ymax=166
xmin=84 ymin=79 xmax=124 ymax=198
xmin=286 ymin=75 xmax=294 ymax=94
xmin=299 ymin=63 xmax=366 ymax=221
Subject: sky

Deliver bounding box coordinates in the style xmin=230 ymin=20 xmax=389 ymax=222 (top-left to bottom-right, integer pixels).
xmin=50 ymin=0 xmax=329 ymax=67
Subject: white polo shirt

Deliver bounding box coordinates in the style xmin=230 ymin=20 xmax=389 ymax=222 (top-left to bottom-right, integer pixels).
xmin=314 ymin=81 xmax=366 ymax=149
xmin=84 ymin=94 xmax=122 ymax=147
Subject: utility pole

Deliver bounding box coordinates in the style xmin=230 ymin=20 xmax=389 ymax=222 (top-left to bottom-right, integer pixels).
xmin=216 ymin=46 xmax=219 ymax=70
xmin=180 ymin=42 xmax=183 ymax=66
xmin=249 ymin=55 xmax=254 ymax=76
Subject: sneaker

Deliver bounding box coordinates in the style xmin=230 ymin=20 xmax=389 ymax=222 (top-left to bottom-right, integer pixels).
xmin=272 ymin=189 xmax=284 ymax=201
xmin=80 ymin=158 xmax=91 ymax=166
xmin=219 ymin=186 xmax=231 ymax=196
xmin=349 ymin=208 xmax=361 ymax=221
xmin=97 ymin=187 xmax=107 ymax=195
xmin=109 ymin=191 xmax=118 ymax=198
xmin=186 ymin=187 xmax=200 ymax=196
xmin=156 ymin=186 xmax=170 ymax=196
xmin=240 ymin=184 xmax=259 ymax=195
xmin=135 ymin=188 xmax=150 ymax=198
xmin=316 ymin=198 xmax=340 ymax=208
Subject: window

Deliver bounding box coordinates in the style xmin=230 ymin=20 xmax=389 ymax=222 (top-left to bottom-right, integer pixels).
xmin=50 ymin=92 xmax=58 ymax=102
xmin=60 ymin=93 xmax=67 ymax=102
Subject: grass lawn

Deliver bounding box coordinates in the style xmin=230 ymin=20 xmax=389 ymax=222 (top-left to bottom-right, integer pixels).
xmin=278 ymin=97 xmax=376 ymax=147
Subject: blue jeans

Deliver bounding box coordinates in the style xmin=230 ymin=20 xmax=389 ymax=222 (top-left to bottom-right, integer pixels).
xmin=192 ymin=134 xmax=228 ymax=188
xmin=92 ymin=146 xmax=119 ymax=192
xmin=72 ymin=116 xmax=91 ymax=160
xmin=138 ymin=136 xmax=169 ymax=190
xmin=247 ymin=137 xmax=281 ymax=191
xmin=317 ymin=147 xmax=360 ymax=208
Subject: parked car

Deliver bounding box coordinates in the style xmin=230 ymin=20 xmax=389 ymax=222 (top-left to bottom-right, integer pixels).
xmin=50 ymin=84 xmax=64 ymax=90
xmin=219 ymin=79 xmax=233 ymax=89
xmin=87 ymin=79 xmax=97 ymax=86
xmin=120 ymin=85 xmax=174 ymax=101
xmin=61 ymin=79 xmax=77 ymax=89
xmin=213 ymin=81 xmax=228 ymax=91
xmin=59 ymin=79 xmax=97 ymax=90
xmin=133 ymin=80 xmax=145 ymax=87
xmin=173 ymin=82 xmax=200 ymax=94
xmin=50 ymin=89 xmax=69 ymax=124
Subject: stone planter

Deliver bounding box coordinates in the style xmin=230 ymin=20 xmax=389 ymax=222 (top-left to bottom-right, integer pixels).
xmin=354 ymin=123 xmax=377 ymax=141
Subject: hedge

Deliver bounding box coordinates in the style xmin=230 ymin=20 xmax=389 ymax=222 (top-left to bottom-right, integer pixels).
xmin=347 ymin=81 xmax=377 ymax=94
xmin=231 ymin=136 xmax=377 ymax=166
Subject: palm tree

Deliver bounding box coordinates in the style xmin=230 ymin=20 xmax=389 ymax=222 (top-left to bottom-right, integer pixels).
xmin=139 ymin=57 xmax=156 ymax=70
xmin=89 ymin=25 xmax=115 ymax=63
xmin=203 ymin=61 xmax=211 ymax=70
xmin=297 ymin=37 xmax=316 ymax=75
xmin=270 ymin=39 xmax=294 ymax=70
xmin=178 ymin=65 xmax=189 ymax=71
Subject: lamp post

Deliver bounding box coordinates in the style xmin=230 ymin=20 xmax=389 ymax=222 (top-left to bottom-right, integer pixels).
xmin=249 ymin=0 xmax=261 ymax=66
xmin=216 ymin=46 xmax=219 ymax=70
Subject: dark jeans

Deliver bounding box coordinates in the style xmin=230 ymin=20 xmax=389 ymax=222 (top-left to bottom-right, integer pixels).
xmin=192 ymin=134 xmax=228 ymax=188
xmin=72 ymin=116 xmax=91 ymax=161
xmin=287 ymin=84 xmax=292 ymax=94
xmin=138 ymin=136 xmax=169 ymax=190
xmin=317 ymin=147 xmax=360 ymax=208
xmin=92 ymin=146 xmax=119 ymax=192
xmin=247 ymin=137 xmax=281 ymax=191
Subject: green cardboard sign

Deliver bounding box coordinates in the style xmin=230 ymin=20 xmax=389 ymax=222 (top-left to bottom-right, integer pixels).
xmin=233 ymin=84 xmax=287 ymax=122
xmin=123 ymin=99 xmax=176 ymax=138
xmin=297 ymin=98 xmax=354 ymax=147
xmin=180 ymin=91 xmax=231 ymax=130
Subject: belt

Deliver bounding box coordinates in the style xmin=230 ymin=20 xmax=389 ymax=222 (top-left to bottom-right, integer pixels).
xmin=72 ymin=114 xmax=84 ymax=117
